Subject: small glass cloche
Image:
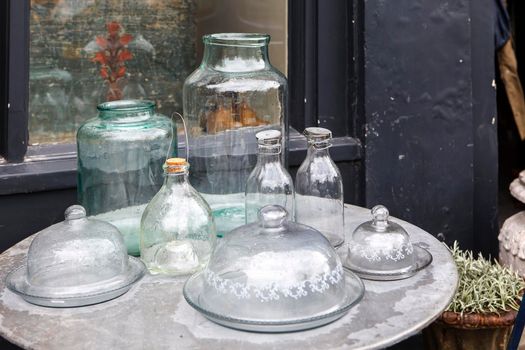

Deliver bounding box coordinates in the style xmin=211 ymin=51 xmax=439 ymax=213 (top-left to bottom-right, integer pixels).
xmin=344 ymin=205 xmax=432 ymax=280
xmin=183 ymin=205 xmax=364 ymax=332
xmin=6 ymin=205 xmax=146 ymax=307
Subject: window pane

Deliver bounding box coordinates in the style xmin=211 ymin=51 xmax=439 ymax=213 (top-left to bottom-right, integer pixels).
xmin=195 ymin=0 xmax=287 ymax=76
xmin=28 ymin=0 xmax=287 ymax=145
xmin=29 ymin=0 xmax=196 ymax=144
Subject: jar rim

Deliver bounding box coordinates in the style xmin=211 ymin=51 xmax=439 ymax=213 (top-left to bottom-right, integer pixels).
xmin=97 ymin=99 xmax=155 ymax=112
xmin=203 ymin=33 xmax=270 ymax=47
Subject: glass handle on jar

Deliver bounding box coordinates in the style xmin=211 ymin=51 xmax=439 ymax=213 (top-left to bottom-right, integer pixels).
xmin=169 ymin=111 xmax=189 ymax=161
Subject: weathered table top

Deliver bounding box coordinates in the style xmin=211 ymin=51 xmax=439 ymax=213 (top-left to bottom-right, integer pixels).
xmin=0 ymin=204 xmax=458 ymax=350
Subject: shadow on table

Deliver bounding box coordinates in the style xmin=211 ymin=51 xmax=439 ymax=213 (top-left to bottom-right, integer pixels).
xmin=1 ymin=337 xmax=21 ymax=349
xmin=387 ymin=333 xmax=424 ymax=349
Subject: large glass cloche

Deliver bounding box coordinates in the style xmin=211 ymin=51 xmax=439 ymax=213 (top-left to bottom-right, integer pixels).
xmin=183 ymin=205 xmax=364 ymax=332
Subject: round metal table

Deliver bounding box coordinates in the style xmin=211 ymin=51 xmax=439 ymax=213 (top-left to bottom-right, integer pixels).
xmin=0 ymin=204 xmax=458 ymax=350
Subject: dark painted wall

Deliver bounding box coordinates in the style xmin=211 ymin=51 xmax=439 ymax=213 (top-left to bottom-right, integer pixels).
xmin=0 ymin=189 xmax=76 ymax=252
xmin=362 ymin=0 xmax=498 ymax=255
xmin=471 ymin=0 xmax=499 ymax=257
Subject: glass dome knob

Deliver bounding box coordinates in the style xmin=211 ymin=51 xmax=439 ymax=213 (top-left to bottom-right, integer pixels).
xmin=64 ymin=205 xmax=87 ymax=221
xmin=371 ymin=205 xmax=389 ymax=230
xmin=258 ymin=205 xmax=288 ymax=228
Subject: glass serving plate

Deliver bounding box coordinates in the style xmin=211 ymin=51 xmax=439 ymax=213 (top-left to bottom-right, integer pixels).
xmin=183 ymin=269 xmax=364 ymax=332
xmin=6 ymin=257 xmax=145 ymax=307
xmin=342 ymin=245 xmax=432 ymax=281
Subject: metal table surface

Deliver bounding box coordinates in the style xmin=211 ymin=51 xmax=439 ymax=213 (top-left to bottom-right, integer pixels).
xmin=0 ymin=204 xmax=458 ymax=350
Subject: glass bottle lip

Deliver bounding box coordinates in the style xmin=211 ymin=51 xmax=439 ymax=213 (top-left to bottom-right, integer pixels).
xmin=203 ymin=33 xmax=270 ymax=47
xmin=97 ymin=99 xmax=155 ymax=113
xmin=304 ymin=127 xmax=332 ymax=142
xmin=256 ymin=129 xmax=281 ymax=145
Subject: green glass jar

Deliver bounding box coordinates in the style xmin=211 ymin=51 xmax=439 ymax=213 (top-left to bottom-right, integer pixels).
xmin=77 ymin=100 xmax=175 ymax=256
xmin=183 ymin=33 xmax=287 ymax=236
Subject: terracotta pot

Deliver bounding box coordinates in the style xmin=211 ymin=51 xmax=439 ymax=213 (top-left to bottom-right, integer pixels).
xmin=423 ymin=310 xmax=517 ymax=350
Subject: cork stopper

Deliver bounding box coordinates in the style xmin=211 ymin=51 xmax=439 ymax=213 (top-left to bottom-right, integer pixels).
xmin=165 ymin=158 xmax=188 ymax=173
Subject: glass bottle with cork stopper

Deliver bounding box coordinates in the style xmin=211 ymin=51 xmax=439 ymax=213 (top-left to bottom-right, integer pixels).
xmin=140 ymin=158 xmax=216 ymax=276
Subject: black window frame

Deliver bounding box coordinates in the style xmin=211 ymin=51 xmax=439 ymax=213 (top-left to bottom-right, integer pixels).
xmin=1 ymin=0 xmax=29 ymax=163
xmin=0 ymin=0 xmax=364 ymax=200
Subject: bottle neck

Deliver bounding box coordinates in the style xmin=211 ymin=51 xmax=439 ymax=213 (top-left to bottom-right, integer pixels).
xmin=202 ymin=35 xmax=270 ymax=72
xmin=256 ymin=145 xmax=281 ymax=165
xmin=98 ymin=100 xmax=155 ymax=122
xmin=164 ymin=171 xmax=189 ymax=186
xmin=307 ymin=141 xmax=331 ymax=158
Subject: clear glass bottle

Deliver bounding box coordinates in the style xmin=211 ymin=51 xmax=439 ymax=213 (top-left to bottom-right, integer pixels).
xmin=245 ymin=130 xmax=294 ymax=224
xmin=77 ymin=100 xmax=175 ymax=256
xmin=140 ymin=158 xmax=216 ymax=275
xmin=183 ymin=33 xmax=287 ymax=236
xmin=295 ymin=127 xmax=345 ymax=247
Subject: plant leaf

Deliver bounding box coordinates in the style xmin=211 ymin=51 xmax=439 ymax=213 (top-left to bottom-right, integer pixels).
xmin=118 ymin=49 xmax=133 ymax=62
xmin=95 ymin=36 xmax=108 ymax=49
xmin=107 ymin=21 xmax=121 ymax=35
xmin=119 ymin=34 xmax=133 ymax=46
xmin=92 ymin=52 xmax=107 ymax=64
xmin=99 ymin=67 xmax=109 ymax=79
xmin=116 ymin=66 xmax=126 ymax=78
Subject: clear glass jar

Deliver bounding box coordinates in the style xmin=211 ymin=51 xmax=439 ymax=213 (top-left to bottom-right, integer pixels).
xmin=140 ymin=158 xmax=216 ymax=275
xmin=183 ymin=33 xmax=287 ymax=235
xmin=29 ymin=66 xmax=72 ymax=142
xmin=295 ymin=127 xmax=344 ymax=247
xmin=245 ymin=130 xmax=294 ymax=224
xmin=77 ymin=100 xmax=175 ymax=256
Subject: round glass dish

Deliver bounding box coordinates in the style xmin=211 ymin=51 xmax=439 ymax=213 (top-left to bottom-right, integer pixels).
xmin=6 ymin=205 xmax=146 ymax=307
xmin=343 ymin=205 xmax=432 ymax=280
xmin=183 ymin=205 xmax=364 ymax=332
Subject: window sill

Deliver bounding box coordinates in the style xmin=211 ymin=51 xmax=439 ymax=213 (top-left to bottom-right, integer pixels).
xmin=0 ymin=144 xmax=77 ymax=195
xmin=0 ymin=131 xmax=362 ymax=195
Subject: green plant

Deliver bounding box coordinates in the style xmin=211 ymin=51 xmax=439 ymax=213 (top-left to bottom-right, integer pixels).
xmin=446 ymin=241 xmax=525 ymax=315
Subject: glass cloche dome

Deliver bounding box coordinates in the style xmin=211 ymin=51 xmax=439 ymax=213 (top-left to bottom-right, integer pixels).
xmin=343 ymin=205 xmax=432 ymax=280
xmin=183 ymin=205 xmax=364 ymax=332
xmin=6 ymin=205 xmax=146 ymax=307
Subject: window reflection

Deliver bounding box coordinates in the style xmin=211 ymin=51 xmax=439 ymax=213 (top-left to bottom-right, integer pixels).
xmin=29 ymin=0 xmax=196 ymax=144
xmin=28 ymin=0 xmax=287 ymax=145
